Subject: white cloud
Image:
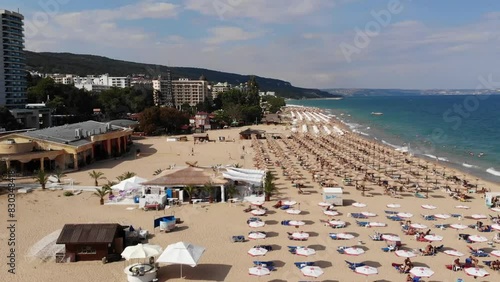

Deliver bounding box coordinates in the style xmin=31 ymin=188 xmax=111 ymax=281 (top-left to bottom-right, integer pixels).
xmin=204 ymin=26 xmax=263 ymax=44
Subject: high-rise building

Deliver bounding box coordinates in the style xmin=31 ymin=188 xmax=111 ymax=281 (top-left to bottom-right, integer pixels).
xmin=153 ymin=74 xmax=209 ymax=109
xmin=0 ymin=10 xmax=26 ymax=108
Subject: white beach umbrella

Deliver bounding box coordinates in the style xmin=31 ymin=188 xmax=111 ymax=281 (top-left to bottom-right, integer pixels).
xmin=287 ymin=209 xmax=302 ymax=215
xmin=249 ymin=266 xmax=270 ymax=276
xmin=318 ymin=202 xmax=331 ymax=207
xmin=361 ymin=212 xmax=377 ymax=217
xmin=369 ymin=222 xmax=386 ymax=227
xmin=450 ymin=223 xmax=468 ymax=230
xmin=491 ymin=207 xmax=500 ymax=212
xmin=455 ymin=205 xmax=470 ymax=209
xmin=251 ymin=209 xmax=266 ymax=216
xmin=324 ymin=210 xmax=339 ymax=216
xmin=353 ymin=202 xmax=367 ymax=208
xmin=410 ymin=223 xmax=428 ymax=229
xmin=387 ymin=203 xmax=401 ymax=208
xmin=343 ymin=247 xmax=365 ymax=256
xmin=468 ymin=235 xmax=488 ymax=243
xmin=410 ymin=267 xmax=434 ymax=278
xmin=251 ymin=201 xmax=264 ymax=206
xmin=424 ymin=235 xmax=443 ymax=242
xmin=434 ymin=214 xmax=451 ymax=219
xmin=329 ymin=220 xmax=346 ymax=227
xmin=470 ymin=214 xmax=487 ymax=219
xmin=491 ymin=224 xmax=500 ymax=231
xmin=337 ymin=233 xmax=355 ymax=240
xmin=355 ymin=265 xmax=378 ymax=276
xmin=283 ymin=200 xmax=297 ymax=206
xmin=248 ymin=247 xmax=268 ymax=257
xmin=421 ymin=204 xmax=437 ymax=210
xmin=444 ymin=250 xmax=464 ymax=257
xmin=121 ymin=243 xmax=163 ymax=260
xmin=295 ymin=247 xmax=316 ymax=256
xmin=292 ymin=232 xmax=309 ymax=240
xmin=395 ymin=250 xmax=416 ymax=258
xmin=301 ymin=266 xmax=324 ymax=278
xmin=397 ymin=212 xmax=413 ymax=218
xmin=249 ymin=221 xmax=265 ymax=228
xmin=464 ymin=267 xmax=489 ymax=278
xmin=112 ymin=176 xmax=147 ymax=191
xmin=156 ymin=242 xmax=205 ymax=278
xmin=289 ymin=220 xmax=305 ymax=227
xmin=382 ymin=234 xmax=401 ymax=242
xmin=490 ymin=250 xmax=500 ymax=257
xmin=248 ymin=232 xmax=266 ymax=240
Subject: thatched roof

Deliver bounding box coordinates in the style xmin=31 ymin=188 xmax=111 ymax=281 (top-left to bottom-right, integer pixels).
xmin=239 ymin=128 xmax=266 ymax=136
xmin=142 ymin=166 xmax=227 ymax=186
xmin=56 ymin=223 xmax=122 ymax=245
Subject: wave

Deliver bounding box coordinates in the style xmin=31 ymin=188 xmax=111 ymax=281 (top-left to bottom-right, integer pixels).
xmin=486 ymin=168 xmax=500 ymax=177
xmin=462 ymin=163 xmax=479 ymax=169
xmin=423 ymin=154 xmax=449 ymax=162
xmin=381 ymin=140 xmax=409 ymax=153
xmin=353 ymin=130 xmax=369 ymax=136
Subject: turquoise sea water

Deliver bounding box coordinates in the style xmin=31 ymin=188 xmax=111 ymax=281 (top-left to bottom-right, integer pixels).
xmin=288 ymin=95 xmax=500 ymax=184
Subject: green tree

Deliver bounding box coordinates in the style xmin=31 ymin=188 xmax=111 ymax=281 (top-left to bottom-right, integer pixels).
xmin=139 ymin=107 xmax=161 ymax=135
xmin=88 ymin=170 xmax=106 ymax=186
xmin=93 ymin=187 xmax=110 ymax=205
xmin=117 ymin=171 xmax=136 ymax=181
xmin=33 ymin=170 xmax=50 ymax=190
xmin=263 ymin=171 xmax=277 ymax=201
xmin=262 ymin=96 xmax=285 ymax=113
xmin=0 ymin=107 xmax=22 ymax=130
xmin=184 ymin=185 xmax=196 ymax=203
xmin=102 ymin=180 xmax=117 ymax=192
xmin=202 ymin=182 xmax=214 ymax=203
xmin=246 ymin=76 xmax=260 ymax=105
xmin=159 ymin=107 xmax=189 ymax=134
xmin=52 ymin=169 xmax=66 ymax=183
xmin=225 ymin=183 xmax=238 ymax=200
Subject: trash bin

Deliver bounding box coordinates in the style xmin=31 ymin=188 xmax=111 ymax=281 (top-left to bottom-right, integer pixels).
xmin=134 ymin=196 xmax=140 ymax=203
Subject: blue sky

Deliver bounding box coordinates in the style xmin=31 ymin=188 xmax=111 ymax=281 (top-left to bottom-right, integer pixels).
xmin=7 ymin=0 xmax=500 ymax=89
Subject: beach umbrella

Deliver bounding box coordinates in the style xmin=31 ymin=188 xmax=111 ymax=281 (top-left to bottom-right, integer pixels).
xmin=289 ymin=220 xmax=305 ymax=227
xmin=343 ymin=247 xmax=365 ymax=256
xmin=318 ymin=202 xmax=331 ymax=207
xmin=369 ymin=222 xmax=386 ymax=227
xmin=251 ymin=209 xmax=266 ymax=216
xmin=301 ymin=266 xmax=324 ymax=278
xmin=410 ymin=267 xmax=434 ymax=278
xmin=286 ymin=209 xmax=302 ymax=215
xmin=468 ymin=235 xmax=488 ymax=243
xmin=450 ymin=223 xmax=468 ymax=230
xmin=249 ymin=221 xmax=265 ymax=228
xmin=121 ymin=243 xmax=163 ymax=260
xmin=490 ymin=250 xmax=500 ymax=257
xmin=355 ymin=265 xmax=378 ymax=277
xmin=249 ymin=266 xmax=270 ymax=276
xmin=492 ymin=224 xmax=500 ymax=231
xmin=464 ymin=267 xmax=489 ymax=278
xmin=112 ymin=176 xmax=147 ymax=191
xmin=329 ymin=220 xmax=346 ymax=227
xmin=337 ymin=233 xmax=355 ymax=240
xmin=444 ymin=250 xmax=464 ymax=257
xmin=382 ymin=234 xmax=401 ymax=242
xmin=421 ymin=204 xmax=437 ymax=210
xmin=324 ymin=210 xmax=339 ymax=216
xmin=397 ymin=212 xmax=413 ymax=218
xmin=248 ymin=232 xmax=266 ymax=240
xmin=251 ymin=201 xmax=264 ymax=206
xmin=387 ymin=203 xmax=400 ymax=208
xmin=470 ymin=214 xmax=487 ymax=219
xmin=292 ymin=232 xmax=309 ymax=240
xmin=491 ymin=207 xmax=500 ymax=212
xmin=434 ymin=214 xmax=451 ymax=219
xmin=410 ymin=223 xmax=428 ymax=229
xmin=248 ymin=247 xmax=268 ymax=257
xmin=424 ymin=235 xmax=443 ymax=242
xmin=283 ymin=200 xmax=297 ymax=206
xmin=156 ymin=242 xmax=205 ymax=278
xmin=361 ymin=212 xmax=377 ymax=217
xmin=455 ymin=205 xmax=470 ymax=209
xmin=352 ymin=202 xmax=367 ymax=208
xmin=395 ymin=250 xmax=416 ymax=258
xmin=295 ymin=247 xmax=316 ymax=256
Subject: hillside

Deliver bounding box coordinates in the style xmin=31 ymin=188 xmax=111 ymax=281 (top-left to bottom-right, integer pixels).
xmin=25 ymin=51 xmax=338 ymax=99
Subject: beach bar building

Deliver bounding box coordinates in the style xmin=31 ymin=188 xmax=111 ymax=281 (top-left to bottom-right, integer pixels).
xmin=56 ymin=223 xmax=125 ymax=262
xmin=0 ymin=121 xmax=132 ymax=174
xmin=239 ymin=128 xmax=266 ymax=140
xmin=322 ymin=187 xmax=344 ymax=206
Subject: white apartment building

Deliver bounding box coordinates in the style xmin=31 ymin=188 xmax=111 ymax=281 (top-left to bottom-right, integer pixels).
xmin=46 ymin=73 xmax=131 ymax=92
xmin=211 ymin=82 xmax=232 ymax=98
xmin=153 ymin=77 xmax=210 ymax=108
xmin=259 ymin=91 xmax=276 ymax=97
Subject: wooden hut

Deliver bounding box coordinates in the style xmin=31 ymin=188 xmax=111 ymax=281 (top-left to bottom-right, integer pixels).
xmin=239 ymin=128 xmax=266 ymax=140
xmin=56 ymin=223 xmax=125 ymax=262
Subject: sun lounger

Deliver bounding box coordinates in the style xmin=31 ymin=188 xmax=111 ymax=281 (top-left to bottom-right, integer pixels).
xmin=471 ymin=251 xmax=489 ymax=257
xmin=412 ymin=277 xmax=421 ymax=282
xmin=231 ymin=235 xmax=245 ymax=242
xmin=350 ymin=213 xmax=368 ymax=219
xmin=294 ymin=262 xmax=314 ymax=269
xmin=280 ymin=205 xmax=291 ymax=210
xmin=356 ymin=221 xmax=369 ymax=227
xmin=484 ymin=260 xmax=492 ymax=267
xmin=387 ymin=215 xmax=403 ymax=221
xmin=391 ymin=263 xmax=407 ymax=273
xmin=345 ymin=261 xmax=365 ymax=270
xmin=254 ymin=260 xmax=274 ymax=267
xmin=255 ymin=245 xmax=273 ymax=251
xmin=479 ymin=226 xmax=492 ymax=232
xmin=337 ymin=246 xmax=347 ymax=254
xmin=451 ymin=214 xmax=461 ymax=218
xmin=458 ymin=234 xmax=470 ymax=241
xmin=281 ymin=220 xmax=290 ymax=226
xmin=385 ymin=210 xmax=398 ymax=215
xmin=415 ymin=192 xmax=427 ymax=198
xmin=434 ymin=224 xmax=448 ymax=229
xmin=422 ymin=214 xmax=436 ymax=221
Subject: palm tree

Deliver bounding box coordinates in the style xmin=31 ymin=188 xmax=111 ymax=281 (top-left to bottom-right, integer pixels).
xmin=102 ymin=180 xmax=117 ymax=195
xmin=263 ymin=171 xmax=277 ymax=201
xmin=117 ymin=171 xmax=136 ymax=181
xmin=184 ymin=185 xmax=196 ymax=203
xmin=225 ymin=183 xmax=238 ymax=200
xmin=33 ymin=170 xmax=49 ymax=190
xmin=89 ymin=170 xmax=106 ymax=186
xmin=233 ymin=163 xmax=242 ymax=168
xmin=52 ymin=169 xmax=66 ymax=183
xmin=93 ymin=187 xmax=110 ymax=205
xmin=202 ymin=182 xmax=214 ymax=203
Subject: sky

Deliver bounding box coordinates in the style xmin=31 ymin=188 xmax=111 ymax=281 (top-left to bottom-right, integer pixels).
xmin=6 ymin=0 xmax=500 ymax=89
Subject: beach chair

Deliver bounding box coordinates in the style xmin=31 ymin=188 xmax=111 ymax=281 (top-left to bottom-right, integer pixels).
xmin=281 ymin=220 xmax=290 ymax=226
xmin=412 ymin=277 xmax=421 ymax=282
xmin=458 ymin=234 xmax=470 ymax=241
xmin=385 ymin=210 xmax=398 ymax=215
xmin=294 ymin=262 xmax=314 ymax=269
xmin=254 ymin=260 xmax=274 ymax=267
xmin=484 ymin=260 xmax=492 ymax=267
xmin=345 ymin=261 xmax=365 ymax=270
xmin=329 ymin=233 xmax=338 ymax=240
xmin=255 ymin=245 xmax=273 ymax=251
xmin=422 ymin=214 xmax=436 ymax=221
xmin=471 ymin=251 xmax=489 ymax=257
xmin=350 ymin=213 xmax=367 ymax=219
xmin=231 ymin=235 xmax=245 ymax=242
xmin=356 ymin=221 xmax=369 ymax=227
xmin=434 ymin=224 xmax=448 ymax=229
xmin=369 ymin=232 xmax=382 ymax=241
xmin=479 ymin=226 xmax=492 ymax=232
xmin=391 ymin=263 xmax=406 ymax=273
xmin=451 ymin=214 xmax=461 ymax=218
xmin=280 ymin=205 xmax=291 ymax=210
xmin=387 ymin=215 xmax=403 ymax=221
xmin=337 ymin=246 xmax=347 ymax=254
xmin=415 ymin=193 xmax=427 ymax=199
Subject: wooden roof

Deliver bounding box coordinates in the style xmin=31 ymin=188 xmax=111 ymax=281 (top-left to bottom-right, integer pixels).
xmin=142 ymin=166 xmax=227 ymax=186
xmin=239 ymin=128 xmax=266 ymax=135
xmin=56 ymin=223 xmax=121 ymax=245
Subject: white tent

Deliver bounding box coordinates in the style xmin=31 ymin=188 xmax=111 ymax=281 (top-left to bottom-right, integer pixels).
xmin=111 ymin=176 xmax=148 ymax=191
xmin=222 ymin=168 xmax=265 ymax=186
xmin=156 ymin=242 xmax=205 ymax=278
xmin=121 ymin=243 xmax=162 ymax=260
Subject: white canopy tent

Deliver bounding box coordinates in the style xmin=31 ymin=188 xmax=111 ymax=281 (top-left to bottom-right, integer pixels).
xmin=222 ymin=168 xmax=265 ymax=187
xmin=111 ymin=176 xmax=148 ymax=191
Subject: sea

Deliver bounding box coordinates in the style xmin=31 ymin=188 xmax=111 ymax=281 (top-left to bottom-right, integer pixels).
xmin=287 ymin=95 xmax=500 ymax=184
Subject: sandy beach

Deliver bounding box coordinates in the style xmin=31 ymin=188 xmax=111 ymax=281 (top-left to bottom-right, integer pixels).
xmin=1 ymin=108 xmax=499 ymax=282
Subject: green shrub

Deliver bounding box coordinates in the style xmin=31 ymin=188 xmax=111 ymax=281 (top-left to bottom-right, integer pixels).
xmin=63 ymin=191 xmax=74 ymax=197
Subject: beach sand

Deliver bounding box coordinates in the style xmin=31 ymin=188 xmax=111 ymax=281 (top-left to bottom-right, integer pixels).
xmin=1 ymin=119 xmax=499 ymax=282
